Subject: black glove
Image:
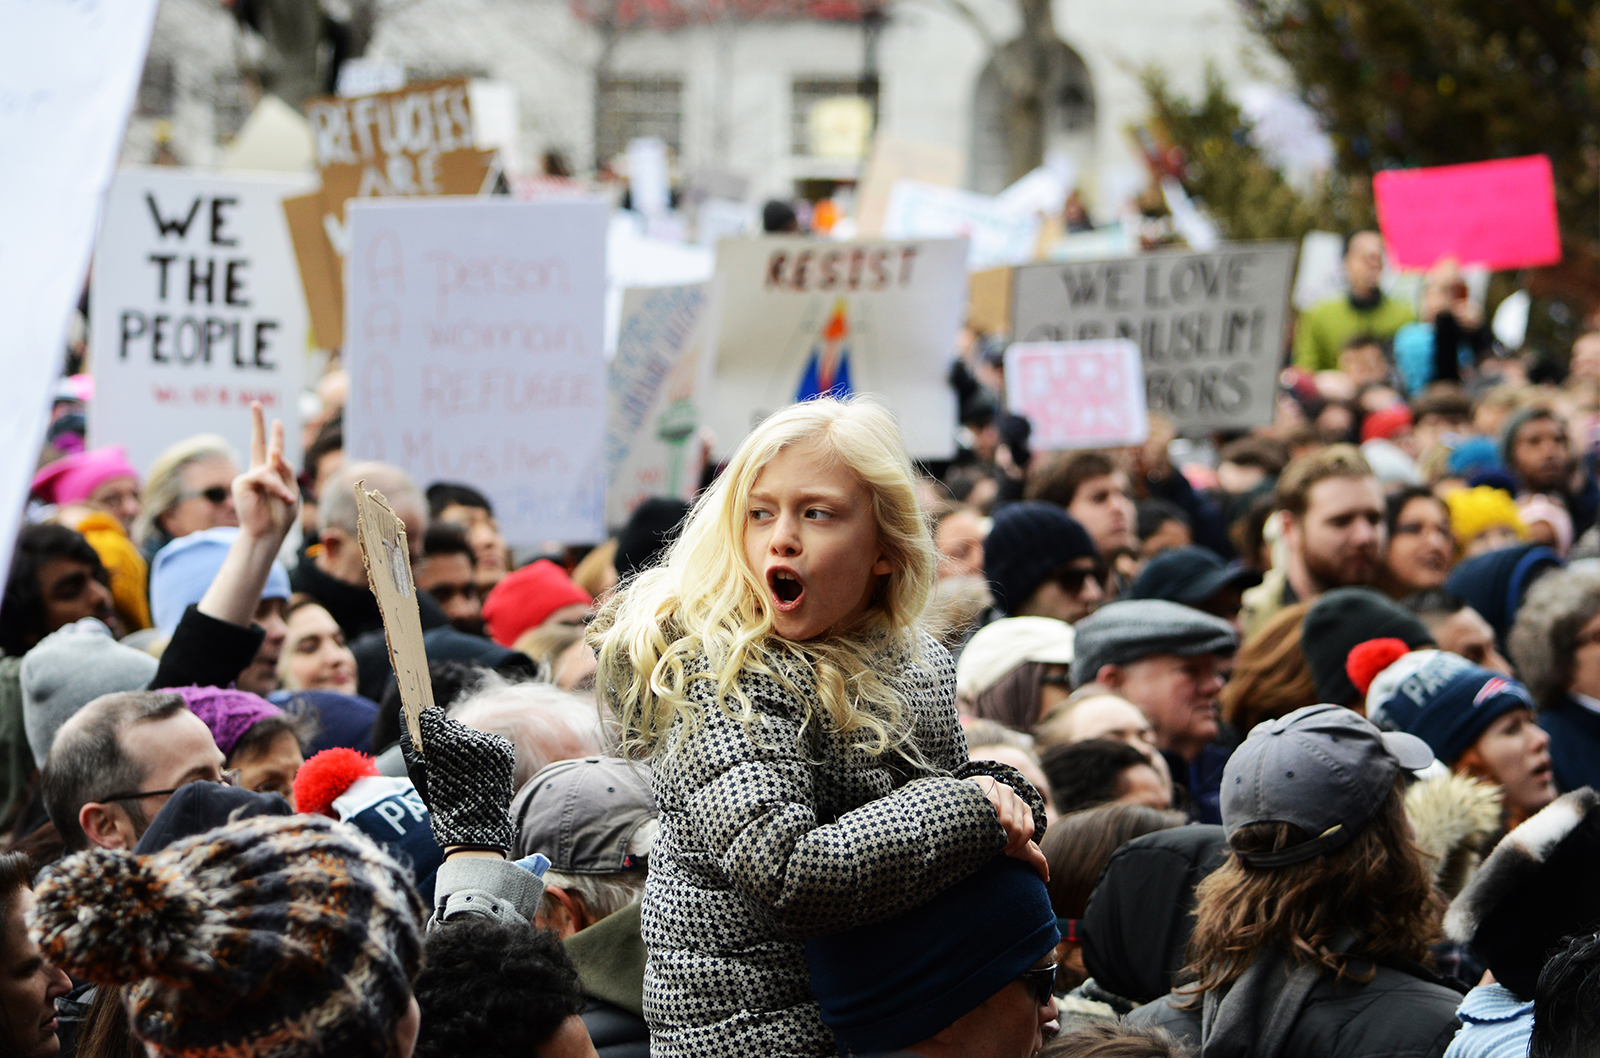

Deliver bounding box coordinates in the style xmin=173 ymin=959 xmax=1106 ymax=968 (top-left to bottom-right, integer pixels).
xmin=398 ymin=705 xmax=516 ymax=854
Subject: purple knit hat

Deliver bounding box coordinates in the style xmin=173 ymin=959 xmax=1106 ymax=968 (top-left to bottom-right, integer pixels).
xmin=171 ymin=687 xmax=286 ymax=758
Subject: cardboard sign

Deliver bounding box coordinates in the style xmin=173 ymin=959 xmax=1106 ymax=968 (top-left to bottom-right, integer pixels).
xmin=968 ymin=267 xmax=1013 ymax=336
xmin=708 ymin=236 xmax=968 ymax=459
xmin=883 ymin=180 xmax=1041 ymax=270
xmin=0 ymin=0 xmax=159 ymax=584
xmin=355 ymin=484 xmax=431 ymax=749
xmin=1004 ymin=340 xmax=1149 ymax=450
xmin=1373 ymin=155 xmax=1562 ymax=271
xmin=1010 ymin=242 xmax=1296 ymax=432
xmin=856 ymin=135 xmax=963 ymax=239
xmin=607 ymin=283 xmax=717 ymax=526
xmin=90 ymin=168 xmax=312 ymax=474
xmin=344 ymin=197 xmax=609 ymax=544
xmin=291 ymin=79 xmax=498 ymax=348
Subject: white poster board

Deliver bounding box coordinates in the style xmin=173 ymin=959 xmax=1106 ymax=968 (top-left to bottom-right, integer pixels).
xmin=883 ymin=180 xmax=1040 ymax=270
xmin=1004 ymin=340 xmax=1149 ymax=451
xmin=709 ymin=236 xmax=968 ymax=460
xmin=344 ymin=198 xmax=609 ymax=544
xmin=91 ymin=168 xmax=313 ymax=474
xmin=0 ymin=0 xmax=159 ymax=581
xmin=1010 ymin=242 xmax=1296 ymax=433
xmin=607 ymin=283 xmax=717 ymax=527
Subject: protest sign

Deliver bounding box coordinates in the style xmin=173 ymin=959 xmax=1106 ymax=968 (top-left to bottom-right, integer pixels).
xmin=1373 ymin=155 xmax=1561 ymax=271
xmin=1004 ymin=340 xmax=1149 ymax=450
xmin=883 ymin=181 xmax=1040 ymax=270
xmin=90 ymin=168 xmax=312 ymax=474
xmin=708 ymin=236 xmax=967 ymax=459
xmin=292 ymin=79 xmax=499 ymax=348
xmin=1011 ymin=242 xmax=1296 ymax=432
xmin=355 ymin=484 xmax=431 ymax=749
xmin=856 ymin=136 xmax=964 ymax=239
xmin=344 ymin=197 xmax=609 ymax=544
xmin=0 ymin=0 xmax=158 ymax=582
xmin=968 ymin=267 xmax=1012 ymax=336
xmin=607 ymin=283 xmax=716 ymax=526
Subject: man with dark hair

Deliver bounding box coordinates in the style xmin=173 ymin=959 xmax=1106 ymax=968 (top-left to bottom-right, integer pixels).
xmin=1500 ymin=406 xmax=1599 ymax=535
xmin=1026 ymin=452 xmax=1136 ymax=562
xmin=1039 ymin=739 xmax=1171 ymax=814
xmin=428 ymin=481 xmax=510 ymax=592
xmin=1533 ymin=928 xmax=1600 ymax=1058
xmin=414 ymin=921 xmax=597 ymax=1058
xmin=41 ymin=690 xmax=226 ymax=851
xmin=1293 ymin=230 xmax=1414 ymax=372
xmin=1239 ymin=444 xmax=1384 ymax=636
xmin=416 ymin=522 xmax=483 ymax=635
xmin=1405 ymin=589 xmax=1511 ymax=674
xmin=0 ymin=523 xmax=117 ymax=655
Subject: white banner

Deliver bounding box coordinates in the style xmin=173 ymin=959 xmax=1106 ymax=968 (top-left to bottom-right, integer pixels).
xmin=607 ymin=283 xmax=717 ymax=527
xmin=345 ymin=198 xmax=609 ymax=544
xmin=91 ymin=168 xmax=313 ymax=474
xmin=1010 ymin=242 xmax=1297 ymax=433
xmin=0 ymin=0 xmax=159 ymax=580
xmin=882 ymin=180 xmax=1040 ymax=270
xmin=708 ymin=236 xmax=968 ymax=460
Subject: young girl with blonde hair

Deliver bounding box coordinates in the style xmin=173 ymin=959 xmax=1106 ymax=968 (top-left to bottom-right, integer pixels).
xmin=590 ymin=397 xmax=1047 ymax=1058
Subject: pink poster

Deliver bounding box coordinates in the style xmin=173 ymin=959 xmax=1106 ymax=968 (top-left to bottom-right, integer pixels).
xmin=1004 ymin=339 xmax=1149 ymax=451
xmin=1373 ymin=155 xmax=1561 ymax=271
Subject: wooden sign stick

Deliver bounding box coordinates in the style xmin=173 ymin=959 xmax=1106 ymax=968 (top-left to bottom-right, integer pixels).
xmin=354 ymin=482 xmax=433 ymax=752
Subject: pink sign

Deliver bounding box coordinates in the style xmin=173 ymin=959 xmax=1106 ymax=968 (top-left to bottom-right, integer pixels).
xmin=1004 ymin=339 xmax=1149 ymax=451
xmin=1373 ymin=155 xmax=1561 ymax=271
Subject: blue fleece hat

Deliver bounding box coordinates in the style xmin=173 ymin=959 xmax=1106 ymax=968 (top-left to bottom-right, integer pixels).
xmin=805 ymin=856 xmax=1059 ymax=1054
xmin=1364 ymin=648 xmax=1535 ymax=766
xmin=149 ymin=527 xmax=292 ymax=635
xmin=1444 ymin=542 xmax=1563 ymax=650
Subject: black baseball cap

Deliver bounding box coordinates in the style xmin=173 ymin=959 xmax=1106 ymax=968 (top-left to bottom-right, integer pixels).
xmin=1130 ymin=546 xmax=1262 ymax=608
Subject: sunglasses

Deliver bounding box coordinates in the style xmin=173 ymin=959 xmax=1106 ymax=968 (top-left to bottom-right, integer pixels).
xmin=1050 ymin=566 xmax=1104 ymax=595
xmin=99 ymin=770 xmax=240 ymax=804
xmin=181 ymin=486 xmax=231 ymax=505
xmin=1018 ymin=964 xmax=1057 ymax=1006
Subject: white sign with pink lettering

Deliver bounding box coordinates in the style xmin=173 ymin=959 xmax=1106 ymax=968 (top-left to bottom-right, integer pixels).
xmin=1004 ymin=339 xmax=1149 ymax=451
xmin=344 ymin=197 xmax=609 ymax=544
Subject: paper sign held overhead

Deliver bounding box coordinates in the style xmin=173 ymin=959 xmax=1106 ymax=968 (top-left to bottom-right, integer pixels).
xmin=90 ymin=168 xmax=312 ymax=475
xmin=1373 ymin=155 xmax=1561 ymax=271
xmin=355 ymin=484 xmax=431 ymax=749
xmin=1010 ymin=242 xmax=1296 ymax=433
xmin=883 ymin=181 xmax=1041 ymax=270
xmin=1005 ymin=340 xmax=1149 ymax=450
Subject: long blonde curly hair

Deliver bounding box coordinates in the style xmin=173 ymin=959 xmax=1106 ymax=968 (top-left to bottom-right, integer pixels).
xmin=589 ymin=397 xmax=937 ymax=760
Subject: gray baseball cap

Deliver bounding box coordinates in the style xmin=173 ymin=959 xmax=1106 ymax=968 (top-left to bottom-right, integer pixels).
xmin=511 ymin=757 xmax=658 ymax=873
xmin=1221 ymin=704 xmax=1434 ymax=868
xmin=1069 ymin=599 xmax=1238 ymax=690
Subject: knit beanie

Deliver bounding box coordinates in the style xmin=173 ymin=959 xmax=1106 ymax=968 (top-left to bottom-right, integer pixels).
xmin=1301 ymin=588 xmax=1434 ymax=707
xmin=983 ymin=501 xmax=1098 ymax=616
xmin=294 ymin=748 xmax=444 ymax=903
xmin=30 ymin=445 xmax=140 ymax=506
xmin=614 ymin=497 xmax=692 ymax=581
xmin=1445 ymin=788 xmax=1600 ymax=1000
xmin=1447 ymin=436 xmax=1502 ymax=478
xmin=481 ymin=559 xmax=593 ymax=647
xmin=805 ymin=856 xmax=1059 ymax=1054
xmin=29 ymin=814 xmax=424 ymax=1058
xmin=1444 ymin=485 xmax=1525 ymax=551
xmin=1444 ymin=543 xmax=1564 ymax=649
xmin=21 ymin=617 xmax=158 ymax=767
xmin=170 ymin=686 xmax=287 ymax=758
xmin=1349 ymin=641 xmax=1535 ymax=766
xmin=150 ymin=527 xmax=292 ymax=635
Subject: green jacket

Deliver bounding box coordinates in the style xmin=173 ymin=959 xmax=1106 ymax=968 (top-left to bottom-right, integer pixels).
xmin=1293 ymin=294 xmax=1414 ymax=372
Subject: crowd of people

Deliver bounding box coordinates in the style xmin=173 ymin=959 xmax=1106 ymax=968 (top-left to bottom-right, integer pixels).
xmin=6 ymin=229 xmax=1600 ymax=1058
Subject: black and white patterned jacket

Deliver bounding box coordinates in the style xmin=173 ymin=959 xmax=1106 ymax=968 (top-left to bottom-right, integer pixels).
xmin=627 ymin=629 xmax=1045 ymax=1057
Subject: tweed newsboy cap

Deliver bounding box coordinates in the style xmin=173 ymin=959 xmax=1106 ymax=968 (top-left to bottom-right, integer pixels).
xmin=1069 ymin=599 xmax=1238 ymax=689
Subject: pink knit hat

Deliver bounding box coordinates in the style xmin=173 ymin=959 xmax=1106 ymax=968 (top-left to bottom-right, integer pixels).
xmin=170 ymin=686 xmax=287 ymax=758
xmin=31 ymin=446 xmax=139 ymax=506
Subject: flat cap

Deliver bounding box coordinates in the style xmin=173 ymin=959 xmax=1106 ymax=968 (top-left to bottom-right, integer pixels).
xmin=1069 ymin=600 xmax=1238 ymax=689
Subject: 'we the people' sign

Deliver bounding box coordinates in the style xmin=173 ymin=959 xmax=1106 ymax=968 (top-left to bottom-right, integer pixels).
xmin=90 ymin=168 xmax=312 ymax=473
xmin=344 ymin=197 xmax=609 ymax=545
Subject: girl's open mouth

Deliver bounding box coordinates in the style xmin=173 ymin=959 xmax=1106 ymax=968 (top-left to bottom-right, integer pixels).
xmin=769 ymin=569 xmax=804 ymax=611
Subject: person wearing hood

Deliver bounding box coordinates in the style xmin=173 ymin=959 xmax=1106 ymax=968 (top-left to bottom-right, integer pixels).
xmin=1066 ymin=823 xmax=1228 ymax=1030
xmin=1508 ymin=568 xmax=1600 ymax=794
xmin=1443 ymin=542 xmax=1562 ymax=653
xmin=1351 ymin=640 xmax=1556 ymax=828
xmin=1126 ymin=704 xmax=1464 ymax=1058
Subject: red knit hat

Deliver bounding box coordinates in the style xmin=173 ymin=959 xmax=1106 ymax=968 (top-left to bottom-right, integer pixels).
xmin=481 ymin=559 xmax=593 ymax=646
xmin=1361 ymin=404 xmax=1413 ymax=443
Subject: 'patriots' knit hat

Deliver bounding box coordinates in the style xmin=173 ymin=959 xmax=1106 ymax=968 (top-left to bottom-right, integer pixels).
xmin=29 ymin=814 xmax=424 ymax=1058
xmin=1350 ymin=640 xmax=1536 ymax=766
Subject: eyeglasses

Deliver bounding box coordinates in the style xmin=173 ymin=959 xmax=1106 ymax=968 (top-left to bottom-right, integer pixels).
xmin=1018 ymin=964 xmax=1057 ymax=1006
xmin=98 ymin=770 xmax=240 ymax=804
xmin=180 ymin=486 xmax=231 ymax=505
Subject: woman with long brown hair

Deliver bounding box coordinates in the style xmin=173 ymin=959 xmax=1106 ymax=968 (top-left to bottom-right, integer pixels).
xmin=1126 ymin=705 xmax=1464 ymax=1058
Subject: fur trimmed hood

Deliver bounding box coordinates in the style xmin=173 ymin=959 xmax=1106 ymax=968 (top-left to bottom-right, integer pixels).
xmin=1405 ymin=771 xmax=1503 ymax=899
